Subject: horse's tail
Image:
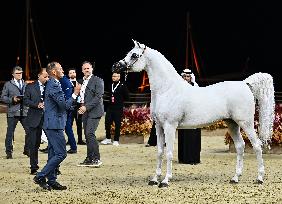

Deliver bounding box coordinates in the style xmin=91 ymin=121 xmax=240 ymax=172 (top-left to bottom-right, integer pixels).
xmin=244 ymin=72 xmax=275 ymax=145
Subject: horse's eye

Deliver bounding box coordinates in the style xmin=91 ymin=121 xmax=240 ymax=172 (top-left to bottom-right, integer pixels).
xmin=131 ymin=53 xmax=139 ymax=59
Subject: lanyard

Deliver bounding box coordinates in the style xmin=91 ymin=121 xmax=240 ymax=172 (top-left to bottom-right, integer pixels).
xmin=112 ymin=81 xmax=120 ymax=93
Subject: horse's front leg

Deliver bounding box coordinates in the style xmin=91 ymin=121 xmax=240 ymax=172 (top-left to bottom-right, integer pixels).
xmin=159 ymin=122 xmax=177 ymax=188
xmin=148 ymin=123 xmax=165 ymax=186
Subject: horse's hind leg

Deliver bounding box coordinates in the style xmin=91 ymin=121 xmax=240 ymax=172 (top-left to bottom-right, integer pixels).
xmin=238 ymin=121 xmax=264 ymax=184
xmin=225 ymin=120 xmax=245 ymax=183
xmin=148 ymin=123 xmax=165 ymax=186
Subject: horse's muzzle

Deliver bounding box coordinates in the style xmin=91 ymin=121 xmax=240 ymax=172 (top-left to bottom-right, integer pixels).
xmin=112 ymin=61 xmax=128 ymax=73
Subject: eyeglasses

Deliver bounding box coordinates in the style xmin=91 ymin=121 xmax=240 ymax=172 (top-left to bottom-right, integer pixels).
xmin=14 ymin=72 xmax=23 ymax=74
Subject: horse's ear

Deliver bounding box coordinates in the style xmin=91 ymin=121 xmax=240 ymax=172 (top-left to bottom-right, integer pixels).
xmin=136 ymin=41 xmax=141 ymax=48
xmin=132 ymin=39 xmax=143 ymax=48
xmin=132 ymin=39 xmax=137 ymax=47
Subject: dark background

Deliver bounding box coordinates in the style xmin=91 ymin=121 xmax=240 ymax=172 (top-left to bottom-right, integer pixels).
xmin=1 ymin=1 xmax=281 ymax=91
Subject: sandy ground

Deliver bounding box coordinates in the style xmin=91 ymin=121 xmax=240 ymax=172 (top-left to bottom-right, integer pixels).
xmin=0 ymin=113 xmax=282 ymax=204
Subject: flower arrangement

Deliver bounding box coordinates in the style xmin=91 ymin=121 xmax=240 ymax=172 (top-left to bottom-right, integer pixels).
xmin=224 ymin=104 xmax=282 ymax=145
xmin=111 ymin=105 xmax=152 ymax=136
xmin=202 ymin=120 xmax=227 ymax=130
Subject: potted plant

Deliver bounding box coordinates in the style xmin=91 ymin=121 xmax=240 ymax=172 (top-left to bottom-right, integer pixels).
xmin=111 ymin=105 xmax=152 ymax=143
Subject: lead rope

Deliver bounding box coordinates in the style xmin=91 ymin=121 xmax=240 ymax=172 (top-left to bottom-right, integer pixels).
xmin=124 ymin=46 xmax=146 ymax=82
xmin=124 ymin=70 xmax=128 ymax=81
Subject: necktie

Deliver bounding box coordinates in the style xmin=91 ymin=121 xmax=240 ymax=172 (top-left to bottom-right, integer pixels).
xmin=17 ymin=80 xmax=22 ymax=90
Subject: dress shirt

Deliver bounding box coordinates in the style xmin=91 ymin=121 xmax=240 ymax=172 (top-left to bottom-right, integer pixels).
xmin=14 ymin=78 xmax=22 ymax=90
xmin=79 ymin=74 xmax=92 ymax=103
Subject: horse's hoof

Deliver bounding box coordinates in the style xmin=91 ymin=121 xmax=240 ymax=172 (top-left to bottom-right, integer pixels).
xmin=255 ymin=179 xmax=263 ymax=184
xmin=158 ymin=182 xmax=169 ymax=188
xmin=148 ymin=180 xmax=158 ymax=186
xmin=229 ymin=179 xmax=238 ymax=184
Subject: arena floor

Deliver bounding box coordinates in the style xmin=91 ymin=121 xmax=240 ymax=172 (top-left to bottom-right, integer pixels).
xmin=0 ymin=113 xmax=281 ymax=204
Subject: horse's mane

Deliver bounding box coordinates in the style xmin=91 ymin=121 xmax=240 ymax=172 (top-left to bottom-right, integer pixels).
xmin=147 ymin=48 xmax=184 ymax=83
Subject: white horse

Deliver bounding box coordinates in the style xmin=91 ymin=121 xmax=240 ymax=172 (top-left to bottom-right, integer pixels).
xmin=112 ymin=40 xmax=275 ymax=188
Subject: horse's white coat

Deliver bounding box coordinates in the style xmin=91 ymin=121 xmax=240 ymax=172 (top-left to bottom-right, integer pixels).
xmin=118 ymin=40 xmax=275 ymax=186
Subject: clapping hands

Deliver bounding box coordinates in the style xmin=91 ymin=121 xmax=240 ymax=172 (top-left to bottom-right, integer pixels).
xmin=78 ymin=105 xmax=86 ymax=114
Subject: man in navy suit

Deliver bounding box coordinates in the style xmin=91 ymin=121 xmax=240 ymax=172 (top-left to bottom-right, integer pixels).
xmin=60 ymin=75 xmax=77 ymax=154
xmin=24 ymin=68 xmax=49 ymax=175
xmin=33 ymin=62 xmax=80 ymax=190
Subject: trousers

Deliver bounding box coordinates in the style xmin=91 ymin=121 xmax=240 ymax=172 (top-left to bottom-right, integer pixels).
xmin=83 ymin=116 xmax=101 ymax=160
xmin=105 ymin=108 xmax=123 ymax=141
xmin=5 ymin=116 xmax=29 ymax=154
xmin=37 ymin=129 xmax=67 ymax=184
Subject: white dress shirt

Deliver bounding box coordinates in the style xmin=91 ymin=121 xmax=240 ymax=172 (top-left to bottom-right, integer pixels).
xmin=79 ymin=74 xmax=92 ymax=103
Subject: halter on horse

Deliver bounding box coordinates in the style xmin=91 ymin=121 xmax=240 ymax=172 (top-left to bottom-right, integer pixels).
xmin=113 ymin=40 xmax=275 ymax=188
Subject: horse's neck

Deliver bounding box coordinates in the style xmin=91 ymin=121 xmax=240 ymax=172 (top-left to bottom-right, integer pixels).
xmin=145 ymin=48 xmax=182 ymax=94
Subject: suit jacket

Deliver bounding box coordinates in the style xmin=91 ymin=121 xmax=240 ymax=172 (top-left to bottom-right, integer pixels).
xmin=59 ymin=75 xmax=74 ymax=100
xmin=60 ymin=75 xmax=75 ymax=111
xmin=106 ymin=81 xmax=129 ymax=110
xmin=23 ymin=81 xmax=44 ymax=128
xmin=43 ymin=77 xmax=75 ymax=130
xmin=0 ymin=79 xmax=28 ymax=117
xmin=84 ymin=75 xmax=104 ymax=118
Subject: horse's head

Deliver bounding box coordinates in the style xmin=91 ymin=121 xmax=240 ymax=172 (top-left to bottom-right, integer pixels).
xmin=112 ymin=39 xmax=147 ymax=73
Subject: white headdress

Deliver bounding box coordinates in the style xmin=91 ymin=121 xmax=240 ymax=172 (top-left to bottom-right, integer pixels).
xmin=181 ymin=68 xmax=198 ymax=86
xmin=181 ymin=68 xmax=192 ymax=76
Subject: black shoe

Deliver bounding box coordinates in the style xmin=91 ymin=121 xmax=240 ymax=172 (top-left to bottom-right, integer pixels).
xmin=6 ymin=153 xmax=12 ymax=159
xmin=30 ymin=169 xmax=37 ymax=175
xmin=67 ymin=149 xmax=77 ymax=154
xmin=55 ymin=168 xmax=61 ymax=175
xmin=39 ymin=148 xmax=48 ymax=153
xmin=190 ymin=162 xmax=200 ymax=165
xmin=49 ymin=182 xmax=67 ymax=190
xmin=33 ymin=176 xmax=51 ymax=191
xmin=23 ymin=151 xmax=30 ymax=157
xmin=77 ymin=141 xmax=86 ymax=145
xmin=77 ymin=158 xmax=90 ymax=166
xmin=77 ymin=158 xmax=102 ymax=167
xmin=145 ymin=144 xmax=156 ymax=147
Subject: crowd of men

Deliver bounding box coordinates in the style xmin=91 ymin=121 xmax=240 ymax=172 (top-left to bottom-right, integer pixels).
xmin=0 ymin=61 xmax=129 ymax=191
xmin=0 ymin=61 xmax=197 ymax=191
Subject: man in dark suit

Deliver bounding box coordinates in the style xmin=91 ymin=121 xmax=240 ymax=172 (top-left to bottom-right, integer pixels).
xmin=24 ymin=68 xmax=49 ymax=175
xmin=33 ymin=62 xmax=80 ymax=191
xmin=77 ymin=61 xmax=104 ymax=167
xmin=0 ymin=66 xmax=29 ymax=159
xmin=67 ymin=68 xmax=85 ymax=145
xmin=101 ymin=72 xmax=129 ymax=146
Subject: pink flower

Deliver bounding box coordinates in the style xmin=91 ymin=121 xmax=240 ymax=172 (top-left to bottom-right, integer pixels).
xmin=111 ymin=105 xmax=152 ymax=136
